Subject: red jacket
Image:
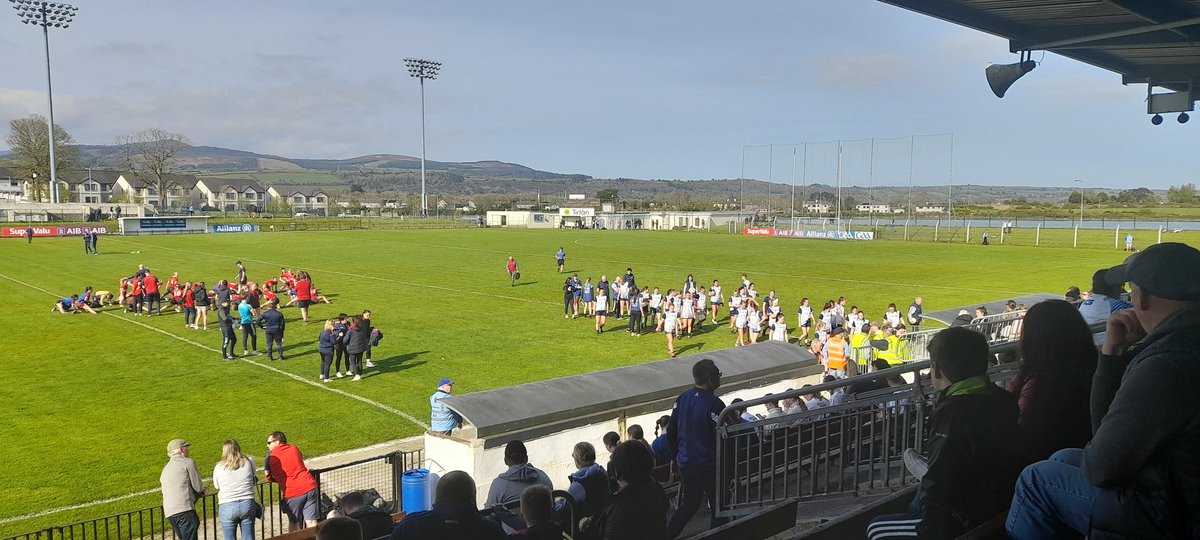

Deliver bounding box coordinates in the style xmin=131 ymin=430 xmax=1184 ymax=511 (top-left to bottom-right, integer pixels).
xmin=266 ymin=443 xmax=316 ymax=498
xmin=143 ymin=275 xmax=160 ymax=294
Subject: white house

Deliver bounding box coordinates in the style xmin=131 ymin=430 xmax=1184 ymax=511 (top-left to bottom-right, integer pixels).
xmin=914 ymin=205 xmax=948 ymax=213
xmin=855 ymin=203 xmax=893 ymax=213
xmin=266 ymin=185 xmax=330 ymax=215
xmin=803 ymin=201 xmax=833 ymax=214
xmin=65 ymin=170 xmax=120 ymax=204
xmin=112 ymin=173 xmax=199 ymax=207
xmin=194 ymin=177 xmax=268 ymax=210
xmin=0 ymin=167 xmax=27 ymax=201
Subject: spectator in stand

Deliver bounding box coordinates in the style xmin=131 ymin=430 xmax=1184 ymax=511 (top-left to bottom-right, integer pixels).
xmin=626 ymin=425 xmax=652 ymax=455
xmin=729 ymin=398 xmax=758 ymax=423
xmin=1063 ymin=286 xmax=1083 ymax=307
xmin=1006 ymin=300 xmax=1096 ymax=463
xmin=257 ymin=301 xmax=286 ymax=361
xmin=484 ymin=440 xmax=553 ymax=509
xmin=665 ymin=358 xmax=728 ymax=538
xmin=510 ymin=485 xmax=566 ymax=540
xmin=802 ymin=384 xmax=830 ymax=411
xmin=393 ymin=470 xmax=506 ymax=539
xmin=1006 ymin=243 xmax=1200 ymax=539
xmin=559 ymin=441 xmax=608 ymax=524
xmin=650 ymin=415 xmax=672 ymax=467
xmin=602 ymin=431 xmax=620 ymax=455
xmin=161 ymin=439 xmax=206 ymax=540
xmin=580 ymin=441 xmax=669 ymax=540
xmin=337 ymin=491 xmax=392 ymax=540
xmin=950 ymin=309 xmax=973 ymax=327
xmin=430 ymin=378 xmax=462 ymax=435
xmin=315 ymin=517 xmax=360 ymax=540
xmin=824 ymin=374 xmax=848 ymax=406
xmin=1077 ymin=268 xmax=1133 ymax=327
xmin=213 ymin=440 xmax=257 ymax=540
xmin=866 ymin=327 xmax=1023 ymax=539
xmin=265 ymin=431 xmax=318 ymax=532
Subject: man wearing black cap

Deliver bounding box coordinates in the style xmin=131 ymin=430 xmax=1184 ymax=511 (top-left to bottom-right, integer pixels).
xmin=1006 ymin=242 xmax=1200 ymax=539
xmin=484 ymin=440 xmax=553 ymax=509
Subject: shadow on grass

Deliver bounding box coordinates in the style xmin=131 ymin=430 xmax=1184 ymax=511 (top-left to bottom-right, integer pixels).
xmin=513 ymin=281 xmax=539 ymax=287
xmin=368 ymin=350 xmax=431 ymax=377
xmin=676 ymin=342 xmax=705 ymax=355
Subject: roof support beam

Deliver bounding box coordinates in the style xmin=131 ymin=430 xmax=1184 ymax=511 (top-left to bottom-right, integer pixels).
xmin=1103 ymin=0 xmax=1200 ymax=41
xmin=1015 ymin=16 xmax=1200 ymax=51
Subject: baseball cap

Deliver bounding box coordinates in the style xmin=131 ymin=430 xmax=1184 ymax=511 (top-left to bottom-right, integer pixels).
xmin=438 ymin=378 xmax=454 ymax=387
xmin=166 ymin=439 xmax=190 ymax=455
xmin=1104 ymin=242 xmax=1200 ymax=301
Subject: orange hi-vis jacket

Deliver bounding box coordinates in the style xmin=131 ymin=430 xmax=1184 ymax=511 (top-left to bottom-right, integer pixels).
xmin=825 ymin=336 xmax=848 ymax=370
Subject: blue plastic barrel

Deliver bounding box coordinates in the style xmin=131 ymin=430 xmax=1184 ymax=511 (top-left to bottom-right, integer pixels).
xmin=401 ymin=469 xmax=431 ymax=514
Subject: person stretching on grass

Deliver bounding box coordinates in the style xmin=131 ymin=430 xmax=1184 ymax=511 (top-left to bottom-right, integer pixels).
xmin=53 ymin=294 xmax=96 ymax=314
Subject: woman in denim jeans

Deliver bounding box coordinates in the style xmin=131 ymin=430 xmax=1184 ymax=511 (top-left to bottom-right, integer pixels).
xmin=213 ymin=440 xmax=257 ymax=540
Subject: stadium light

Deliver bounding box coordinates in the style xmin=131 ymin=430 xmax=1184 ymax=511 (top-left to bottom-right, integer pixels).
xmin=9 ymin=0 xmax=78 ymax=205
xmin=404 ymin=57 xmax=441 ymax=217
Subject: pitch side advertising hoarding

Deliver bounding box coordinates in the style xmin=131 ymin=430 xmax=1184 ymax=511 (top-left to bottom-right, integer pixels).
xmin=742 ymin=227 xmax=874 ymax=241
xmin=2 ymin=225 xmax=110 ymax=238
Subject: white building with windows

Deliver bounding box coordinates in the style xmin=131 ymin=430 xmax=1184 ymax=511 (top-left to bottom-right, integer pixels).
xmin=803 ymin=201 xmax=833 ymax=214
xmin=855 ymin=203 xmax=895 ymax=213
xmin=112 ymin=173 xmax=199 ymax=207
xmin=194 ymin=177 xmax=268 ymax=210
xmin=914 ymin=205 xmax=948 ymax=213
xmin=266 ymin=185 xmax=331 ymax=215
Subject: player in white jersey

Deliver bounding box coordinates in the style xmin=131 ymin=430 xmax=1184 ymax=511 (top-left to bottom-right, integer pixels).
xmin=884 ymin=303 xmax=902 ymax=329
xmin=663 ymin=302 xmax=679 ymax=357
xmin=747 ymin=301 xmax=763 ymax=344
xmin=729 ymin=288 xmax=744 ymax=331
xmin=770 ymin=313 xmax=788 ymax=342
xmin=594 ymin=290 xmax=609 ymax=334
xmin=679 ymin=291 xmax=695 ymax=336
xmin=734 ymin=298 xmax=749 ymax=346
xmin=709 ymin=280 xmax=723 ymax=325
xmin=649 ymin=287 xmax=663 ymax=332
xmin=797 ymin=297 xmax=813 ymax=344
xmin=695 ymin=287 xmax=708 ymax=325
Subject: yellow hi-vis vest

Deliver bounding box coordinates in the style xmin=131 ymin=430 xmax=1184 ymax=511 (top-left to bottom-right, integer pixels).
xmin=849 ymin=333 xmax=871 ymax=366
xmin=878 ymin=335 xmax=903 ymax=366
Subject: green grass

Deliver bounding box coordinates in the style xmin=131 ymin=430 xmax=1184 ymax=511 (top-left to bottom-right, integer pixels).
xmin=0 ymin=228 xmax=1195 ymax=536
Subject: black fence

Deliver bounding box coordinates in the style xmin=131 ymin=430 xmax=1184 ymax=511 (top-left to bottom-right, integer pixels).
xmin=3 ymin=449 xmax=424 ymax=540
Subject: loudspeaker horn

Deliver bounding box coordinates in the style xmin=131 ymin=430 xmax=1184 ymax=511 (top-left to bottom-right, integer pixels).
xmin=985 ymin=60 xmax=1036 ymax=98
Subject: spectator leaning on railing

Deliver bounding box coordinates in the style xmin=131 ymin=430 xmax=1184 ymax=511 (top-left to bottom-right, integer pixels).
xmin=265 ymin=431 xmax=318 ymax=532
xmin=1006 ymin=243 xmax=1200 ymax=539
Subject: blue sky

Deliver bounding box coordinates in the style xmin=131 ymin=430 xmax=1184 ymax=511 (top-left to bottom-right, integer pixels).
xmin=1 ymin=0 xmax=1193 ymax=188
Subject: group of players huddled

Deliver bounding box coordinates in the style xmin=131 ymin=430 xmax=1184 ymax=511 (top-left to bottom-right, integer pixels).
xmin=52 ymin=262 xmax=384 ymax=381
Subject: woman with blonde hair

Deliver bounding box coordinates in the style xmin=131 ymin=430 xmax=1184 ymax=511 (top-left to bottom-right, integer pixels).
xmin=213 ymin=440 xmax=258 ymax=540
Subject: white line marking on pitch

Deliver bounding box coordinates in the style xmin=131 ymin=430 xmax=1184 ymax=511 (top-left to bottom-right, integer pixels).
xmin=0 ymin=272 xmax=428 ymax=429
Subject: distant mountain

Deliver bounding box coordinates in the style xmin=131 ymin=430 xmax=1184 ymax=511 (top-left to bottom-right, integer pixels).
xmin=71 ymin=143 xmax=590 ymax=180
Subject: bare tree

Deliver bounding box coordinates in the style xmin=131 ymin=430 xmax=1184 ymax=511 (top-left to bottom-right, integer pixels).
xmin=4 ymin=114 xmax=79 ymax=202
xmin=116 ymin=128 xmax=190 ymax=206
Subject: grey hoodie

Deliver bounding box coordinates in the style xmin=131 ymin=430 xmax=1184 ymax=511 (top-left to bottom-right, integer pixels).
xmin=484 ymin=463 xmax=553 ymax=508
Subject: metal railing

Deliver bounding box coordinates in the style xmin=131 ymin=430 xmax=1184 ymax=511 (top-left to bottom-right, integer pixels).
xmin=714 ymin=342 xmax=1023 ymax=518
xmin=897 ymin=310 xmax=1025 ymax=361
xmin=3 ymin=449 xmax=424 ymax=540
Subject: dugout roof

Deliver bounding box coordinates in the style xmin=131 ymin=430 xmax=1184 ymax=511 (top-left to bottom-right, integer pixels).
xmin=879 ymin=0 xmax=1200 ymax=94
xmin=922 ymin=292 xmax=1059 ymax=325
xmin=443 ymin=340 xmax=822 ymax=441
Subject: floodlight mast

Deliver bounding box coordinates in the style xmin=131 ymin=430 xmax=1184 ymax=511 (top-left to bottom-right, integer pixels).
xmin=404 ymin=57 xmax=440 ymax=217
xmin=10 ymin=0 xmax=77 ymax=204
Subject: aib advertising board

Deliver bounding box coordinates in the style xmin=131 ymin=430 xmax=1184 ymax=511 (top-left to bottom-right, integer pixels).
xmin=2 ymin=225 xmax=109 ymax=239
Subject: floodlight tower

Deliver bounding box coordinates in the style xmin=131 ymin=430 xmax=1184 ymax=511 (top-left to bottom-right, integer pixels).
xmin=10 ymin=0 xmax=78 ymax=205
xmin=404 ymin=57 xmax=441 ymax=217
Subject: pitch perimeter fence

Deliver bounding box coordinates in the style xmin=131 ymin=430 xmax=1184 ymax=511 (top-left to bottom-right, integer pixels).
xmin=2 ymin=449 xmax=423 ymax=540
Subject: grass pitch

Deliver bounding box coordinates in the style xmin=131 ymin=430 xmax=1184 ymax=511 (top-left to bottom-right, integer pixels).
xmin=0 ymin=226 xmax=1193 ymax=534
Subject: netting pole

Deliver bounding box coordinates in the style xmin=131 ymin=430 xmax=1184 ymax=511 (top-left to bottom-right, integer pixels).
xmin=1114 ymin=225 xmax=1120 ymax=250
xmin=966 ymin=221 xmax=971 ymax=244
xmin=1073 ymin=225 xmax=1079 ymax=248
xmin=1036 ymin=224 xmax=1041 ymax=246
xmin=934 ymin=220 xmax=939 ymax=242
